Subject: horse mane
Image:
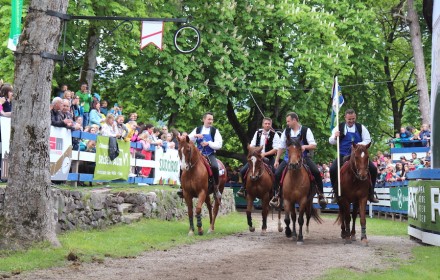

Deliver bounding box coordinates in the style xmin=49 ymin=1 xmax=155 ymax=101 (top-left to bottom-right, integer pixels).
xmin=286 ymin=137 xmax=301 ymax=149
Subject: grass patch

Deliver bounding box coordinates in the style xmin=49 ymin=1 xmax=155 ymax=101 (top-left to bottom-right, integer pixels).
xmin=320 ymin=245 xmax=440 ymax=280
xmin=0 ymin=212 xmax=247 ymax=274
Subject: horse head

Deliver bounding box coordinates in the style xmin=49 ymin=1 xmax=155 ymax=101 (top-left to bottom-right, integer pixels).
xmin=247 ymin=144 xmax=264 ymax=181
xmin=286 ymin=137 xmax=303 ymax=170
xmin=350 ymin=142 xmax=371 ymax=181
xmin=178 ymin=135 xmax=199 ymax=171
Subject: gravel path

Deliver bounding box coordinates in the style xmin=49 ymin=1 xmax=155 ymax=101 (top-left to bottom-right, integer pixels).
xmin=10 ymin=212 xmax=418 ymax=280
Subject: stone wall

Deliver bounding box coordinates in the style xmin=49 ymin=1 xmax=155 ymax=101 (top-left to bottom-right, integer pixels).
xmin=0 ymin=187 xmax=236 ymax=233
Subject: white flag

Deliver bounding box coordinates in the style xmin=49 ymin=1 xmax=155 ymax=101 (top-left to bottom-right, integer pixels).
xmin=140 ymin=21 xmax=164 ymax=50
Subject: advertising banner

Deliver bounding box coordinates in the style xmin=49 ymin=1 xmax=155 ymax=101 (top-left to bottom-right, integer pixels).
xmin=94 ymin=136 xmax=130 ymax=180
xmin=153 ymin=148 xmax=180 ymax=185
xmin=389 ymin=187 xmax=408 ymax=212
xmin=408 ymin=180 xmax=440 ymax=246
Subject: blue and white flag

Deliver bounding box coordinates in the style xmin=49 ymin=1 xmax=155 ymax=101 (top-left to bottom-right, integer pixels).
xmin=330 ymin=76 xmax=344 ymax=130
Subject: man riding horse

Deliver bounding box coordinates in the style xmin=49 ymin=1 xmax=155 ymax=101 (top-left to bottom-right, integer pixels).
xmin=177 ymin=112 xmax=223 ymax=199
xmin=328 ymin=108 xmax=379 ymax=203
xmin=270 ymin=112 xmax=327 ymax=209
xmin=237 ymin=117 xmax=280 ymax=197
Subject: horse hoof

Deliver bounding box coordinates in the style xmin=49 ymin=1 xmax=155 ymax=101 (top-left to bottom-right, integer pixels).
xmin=344 ymin=239 xmax=352 ymax=245
xmin=278 ymin=226 xmax=283 ymax=233
xmin=361 ymin=239 xmax=369 ymax=247
xmin=351 ymin=235 xmax=357 ymax=241
xmin=297 ymin=241 xmax=304 ymax=245
xmin=249 ymin=226 xmax=255 ymax=232
xmin=261 ymin=230 xmax=267 ymax=236
xmin=198 ymin=230 xmax=204 ymax=236
xmin=188 ymin=231 xmax=194 ymax=236
xmin=208 ymin=228 xmax=213 ymax=234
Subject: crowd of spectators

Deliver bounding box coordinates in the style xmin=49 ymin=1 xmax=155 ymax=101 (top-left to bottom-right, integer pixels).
xmin=389 ymin=124 xmax=431 ymax=148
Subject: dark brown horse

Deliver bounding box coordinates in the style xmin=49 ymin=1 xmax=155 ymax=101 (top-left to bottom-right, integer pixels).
xmin=282 ymin=138 xmax=322 ymax=244
xmin=244 ymin=145 xmax=274 ymax=234
xmin=178 ymin=136 xmax=226 ymax=236
xmin=336 ymin=142 xmax=371 ymax=246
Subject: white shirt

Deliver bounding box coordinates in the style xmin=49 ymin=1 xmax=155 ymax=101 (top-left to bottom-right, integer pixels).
xmin=278 ymin=126 xmax=316 ymax=149
xmin=250 ymin=129 xmax=280 ymax=153
xmin=328 ymin=123 xmax=371 ymax=145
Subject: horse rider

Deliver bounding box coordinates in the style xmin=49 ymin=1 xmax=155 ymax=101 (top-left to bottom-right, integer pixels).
xmin=329 ymin=108 xmax=379 ymax=203
xmin=237 ymin=117 xmax=281 ymax=197
xmin=270 ymin=112 xmax=327 ymax=209
xmin=178 ymin=112 xmax=223 ymax=199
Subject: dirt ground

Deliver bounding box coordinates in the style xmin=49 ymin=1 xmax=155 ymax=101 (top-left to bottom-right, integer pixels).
xmin=9 ymin=212 xmax=418 ymax=280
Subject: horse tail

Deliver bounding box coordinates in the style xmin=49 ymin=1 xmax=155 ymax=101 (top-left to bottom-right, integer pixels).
xmin=310 ymin=207 xmax=323 ymax=224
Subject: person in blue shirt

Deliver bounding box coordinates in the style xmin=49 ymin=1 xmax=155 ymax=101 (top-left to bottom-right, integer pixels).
xmin=328 ymin=109 xmax=379 ymax=203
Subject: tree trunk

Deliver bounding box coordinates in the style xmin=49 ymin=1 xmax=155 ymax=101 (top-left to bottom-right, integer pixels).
xmin=0 ymin=0 xmax=69 ymax=250
xmin=80 ymin=26 xmax=99 ymax=91
xmin=408 ymin=0 xmax=431 ymax=126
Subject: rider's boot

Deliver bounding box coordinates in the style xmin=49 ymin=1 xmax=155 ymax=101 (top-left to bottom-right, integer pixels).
xmin=368 ymin=184 xmax=379 ymax=203
xmin=318 ymin=193 xmax=327 ymax=209
xmin=269 ymin=188 xmax=280 ymax=208
xmin=237 ymin=184 xmax=246 ymax=198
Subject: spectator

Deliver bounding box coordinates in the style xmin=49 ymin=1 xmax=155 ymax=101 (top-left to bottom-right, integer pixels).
xmin=93 ymin=93 xmax=101 ymax=104
xmin=0 ymin=82 xmax=13 ymax=117
xmin=89 ymin=100 xmax=105 ymax=127
xmin=399 ymin=156 xmax=408 ymax=166
xmin=51 ymin=97 xmax=73 ymax=128
xmin=63 ymin=90 xmax=73 ymax=104
xmin=76 ymin=83 xmax=92 ymax=127
xmin=410 ymin=152 xmax=421 ymax=165
xmin=100 ymin=100 xmax=108 ymax=116
xmin=61 ymin=99 xmax=81 ymax=130
xmin=100 ymin=114 xmax=119 ymax=137
xmin=170 ymin=128 xmax=180 ymax=149
xmin=165 ymin=133 xmax=176 ymax=150
xmin=397 ymin=164 xmax=410 ymax=181
xmin=138 ymin=131 xmax=152 ymax=178
xmin=57 ymin=84 xmax=68 ymax=98
xmin=124 ymin=121 xmax=138 ymax=142
xmin=149 ymin=127 xmax=163 ymax=146
xmin=394 ymin=162 xmax=403 ymax=177
xmin=322 ymin=171 xmax=331 ymax=183
xmin=115 ymin=115 xmax=128 ymax=140
xmin=380 ymin=164 xmax=397 ymax=182
xmin=418 ymin=124 xmax=431 ymax=147
xmin=70 ymin=95 xmax=82 ymax=120
xmin=408 ymin=126 xmax=420 ymax=140
xmin=109 ymin=103 xmax=123 ymax=116
xmin=128 ymin=112 xmax=138 ymax=122
xmin=160 ymin=125 xmax=168 ymax=140
xmin=389 ymin=133 xmax=402 ymax=148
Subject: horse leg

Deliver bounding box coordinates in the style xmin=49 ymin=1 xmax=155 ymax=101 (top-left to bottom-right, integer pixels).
xmin=205 ymin=195 xmax=214 ymax=234
xmin=195 ymin=192 xmax=206 ymax=235
xmin=284 ymin=200 xmax=292 ymax=238
xmin=210 ymin=190 xmax=221 ymax=233
xmin=351 ymin=202 xmax=359 ymax=241
xmin=277 ymin=208 xmax=283 ymax=232
xmin=261 ymin=195 xmax=270 ymax=235
xmin=246 ymin=195 xmax=255 ymax=232
xmin=291 ymin=205 xmax=297 ymax=240
xmin=359 ymin=199 xmax=369 ymax=246
xmin=297 ymin=205 xmax=305 ymax=245
xmin=184 ymin=196 xmax=195 ymax=236
xmin=344 ymin=203 xmax=352 ymax=244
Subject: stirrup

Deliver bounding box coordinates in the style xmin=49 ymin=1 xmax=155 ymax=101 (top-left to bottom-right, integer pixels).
xmin=236 ymin=187 xmax=246 ymax=198
xmin=331 ymin=195 xmax=339 ymax=204
xmin=318 ymin=195 xmax=327 ymax=209
xmin=269 ymin=196 xmax=280 ymax=208
xmin=369 ymin=193 xmax=379 ymax=203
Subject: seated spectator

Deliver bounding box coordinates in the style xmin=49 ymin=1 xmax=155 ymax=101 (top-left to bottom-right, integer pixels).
xmin=322 ymin=171 xmax=331 ymax=183
xmin=86 ymin=140 xmax=96 ymax=153
xmin=424 ymin=150 xmax=431 ymax=162
xmin=389 ymin=133 xmax=402 ymax=148
xmin=380 ymin=164 xmax=397 ymax=182
xmin=408 ymin=126 xmax=420 ymax=140
xmin=394 ymin=162 xmax=403 ymax=176
xmin=399 ymin=156 xmax=408 ymax=166
xmin=89 ymin=100 xmax=105 ymax=127
xmin=399 ymin=127 xmax=413 ymax=147
xmin=418 ymin=124 xmax=431 ymax=147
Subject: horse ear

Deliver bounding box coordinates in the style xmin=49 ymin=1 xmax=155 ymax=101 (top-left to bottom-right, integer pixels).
xmin=185 ymin=135 xmax=190 ymax=142
xmin=247 ymin=143 xmax=251 ymax=150
xmin=366 ymin=142 xmax=371 ymax=149
xmin=352 ymin=142 xmax=356 ymax=149
xmin=286 ymin=137 xmax=292 ymax=147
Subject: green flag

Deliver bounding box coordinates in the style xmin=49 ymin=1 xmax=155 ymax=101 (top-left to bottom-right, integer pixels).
xmin=94 ymin=136 xmax=130 ymax=181
xmin=8 ymin=0 xmax=23 ymax=51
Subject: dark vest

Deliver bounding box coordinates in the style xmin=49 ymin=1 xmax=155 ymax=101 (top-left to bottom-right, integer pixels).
xmin=256 ymin=129 xmax=276 ymax=158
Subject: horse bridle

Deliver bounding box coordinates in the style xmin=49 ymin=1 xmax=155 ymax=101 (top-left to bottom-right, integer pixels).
xmin=350 ymin=147 xmax=368 ymax=181
xmin=181 ymin=144 xmax=200 ymax=171
xmin=288 ymin=157 xmax=303 ymax=171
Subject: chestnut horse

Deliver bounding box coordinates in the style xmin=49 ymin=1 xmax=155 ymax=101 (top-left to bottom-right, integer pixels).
xmin=336 ymin=142 xmax=371 ymax=246
xmin=244 ymin=145 xmax=274 ymax=234
xmin=178 ymin=136 xmax=226 ymax=236
xmin=282 ymin=137 xmax=322 ymax=244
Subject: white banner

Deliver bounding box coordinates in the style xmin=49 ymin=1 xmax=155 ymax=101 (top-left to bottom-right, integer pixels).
xmin=140 ymin=21 xmax=164 ymax=50
xmin=153 ymin=148 xmax=180 ymax=185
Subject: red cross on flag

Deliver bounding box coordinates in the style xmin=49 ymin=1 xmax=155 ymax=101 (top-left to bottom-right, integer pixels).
xmin=140 ymin=21 xmax=164 ymax=50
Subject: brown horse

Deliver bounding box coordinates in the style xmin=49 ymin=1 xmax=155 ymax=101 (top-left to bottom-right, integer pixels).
xmin=336 ymin=142 xmax=371 ymax=246
xmin=244 ymin=145 xmax=274 ymax=234
xmin=282 ymin=137 xmax=322 ymax=244
xmin=177 ymin=136 xmax=226 ymax=236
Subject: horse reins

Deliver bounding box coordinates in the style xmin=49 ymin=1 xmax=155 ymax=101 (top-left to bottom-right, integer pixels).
xmin=350 ymin=147 xmax=368 ymax=181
